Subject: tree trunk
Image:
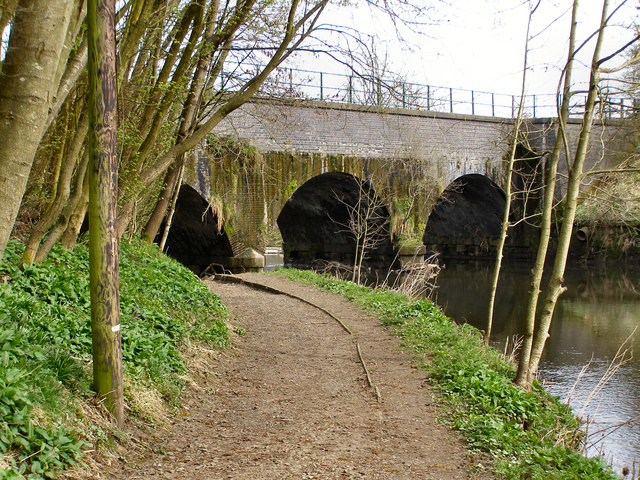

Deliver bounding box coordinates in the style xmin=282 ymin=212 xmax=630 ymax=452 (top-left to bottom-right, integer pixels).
xmin=141 ymin=4 xmax=219 ymax=242
xmin=37 ymin=150 xmax=89 ymax=260
xmin=485 ymin=134 xmax=516 ymax=345
xmin=87 ymin=0 xmax=124 ymax=426
xmin=514 ymin=0 xmax=579 ymax=387
xmin=0 ymin=0 xmax=74 ymax=260
xmin=142 ymin=155 xmax=184 ymax=242
xmin=525 ymin=1 xmax=607 ymax=383
xmin=485 ymin=1 xmax=538 ymax=346
xmin=158 ymin=162 xmax=185 ymax=252
xmin=59 ymin=171 xmax=89 ymax=250
xmin=21 ymin=111 xmax=89 ymax=265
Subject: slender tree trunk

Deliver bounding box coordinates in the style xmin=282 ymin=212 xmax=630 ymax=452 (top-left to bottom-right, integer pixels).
xmin=485 ymin=139 xmax=516 ymax=345
xmin=142 ymin=157 xmax=183 ymax=243
xmin=87 ymin=0 xmax=123 ymax=425
xmin=515 ymin=0 xmax=579 ymax=387
xmin=38 ymin=150 xmax=89 ymax=259
xmin=158 ymin=162 xmax=185 ymax=252
xmin=485 ymin=1 xmax=538 ymax=345
xmin=0 ymin=0 xmax=74 ymax=260
xmin=525 ymin=1 xmax=607 ymax=383
xmin=351 ymin=192 xmax=362 ymax=283
xmin=357 ymin=219 xmax=369 ymax=285
xmin=142 ymin=4 xmax=220 ymax=242
xmin=46 ymin=103 xmax=71 ymax=208
xmin=59 ymin=172 xmax=89 ymax=250
xmin=21 ymin=111 xmax=89 ymax=265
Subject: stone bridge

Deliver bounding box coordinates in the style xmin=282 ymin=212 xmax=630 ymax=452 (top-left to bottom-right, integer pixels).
xmin=161 ymin=99 xmax=631 ymax=273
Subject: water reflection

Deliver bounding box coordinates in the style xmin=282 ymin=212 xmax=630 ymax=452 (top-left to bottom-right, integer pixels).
xmin=435 ymin=261 xmax=640 ymax=474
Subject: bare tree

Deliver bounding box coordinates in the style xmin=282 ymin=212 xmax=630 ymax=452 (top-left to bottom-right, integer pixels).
xmin=485 ymin=0 xmax=540 ymax=346
xmin=332 ymin=177 xmax=390 ymax=285
xmin=515 ymin=0 xmax=637 ymax=388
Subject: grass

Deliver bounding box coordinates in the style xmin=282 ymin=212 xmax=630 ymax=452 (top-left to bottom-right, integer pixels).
xmin=275 ymin=268 xmax=618 ymax=480
xmin=0 ymin=237 xmax=229 ymax=479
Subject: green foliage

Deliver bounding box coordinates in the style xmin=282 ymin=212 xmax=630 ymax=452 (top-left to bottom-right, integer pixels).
xmin=283 ymin=179 xmax=298 ymax=200
xmin=275 ymin=268 xmax=618 ymax=480
xmin=0 ymin=238 xmax=229 ymax=478
xmin=206 ymin=135 xmax=258 ymax=164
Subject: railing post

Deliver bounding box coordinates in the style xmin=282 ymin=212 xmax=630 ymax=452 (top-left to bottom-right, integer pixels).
xmin=348 ymin=76 xmax=353 ymax=104
xmin=402 ymin=83 xmax=406 ymax=109
xmin=620 ymin=98 xmax=624 ymax=118
xmin=471 ymin=90 xmax=475 ymax=115
xmin=320 ymin=72 xmax=323 ymax=101
xmin=533 ymin=94 xmax=536 ymax=118
xmin=289 ymin=68 xmax=293 ymax=95
xmin=491 ymin=93 xmax=495 ymax=117
xmin=558 ymin=93 xmax=562 ymax=113
xmin=427 ymin=85 xmax=431 ymax=111
xmin=450 ymin=87 xmax=453 ymax=113
xmin=512 ymin=95 xmax=515 ymax=118
xmin=377 ymin=78 xmax=382 ymax=106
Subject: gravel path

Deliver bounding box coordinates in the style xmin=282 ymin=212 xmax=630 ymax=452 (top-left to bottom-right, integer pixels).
xmin=104 ymin=273 xmax=492 ymax=479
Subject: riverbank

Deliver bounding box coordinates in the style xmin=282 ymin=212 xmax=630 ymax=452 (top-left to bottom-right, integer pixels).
xmin=274 ymin=268 xmax=620 ymax=479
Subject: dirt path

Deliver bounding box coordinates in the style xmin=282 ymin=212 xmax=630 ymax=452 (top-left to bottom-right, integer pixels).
xmin=106 ymin=273 xmax=492 ymax=479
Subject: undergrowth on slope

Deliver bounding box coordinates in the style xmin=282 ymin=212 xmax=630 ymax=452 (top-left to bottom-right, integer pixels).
xmin=275 ymin=268 xmax=617 ymax=480
xmin=0 ymin=238 xmax=229 ymax=479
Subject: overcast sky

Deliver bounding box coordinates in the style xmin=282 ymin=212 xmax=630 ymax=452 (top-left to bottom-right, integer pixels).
xmin=295 ymin=0 xmax=639 ymax=101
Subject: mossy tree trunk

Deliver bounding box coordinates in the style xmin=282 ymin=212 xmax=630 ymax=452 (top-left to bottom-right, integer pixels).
xmin=87 ymin=0 xmax=124 ymax=425
xmin=516 ymin=0 xmax=613 ymax=388
xmin=40 ymin=151 xmax=90 ymax=258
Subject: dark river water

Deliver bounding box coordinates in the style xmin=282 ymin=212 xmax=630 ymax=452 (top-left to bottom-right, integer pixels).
xmin=434 ymin=260 xmax=640 ymax=475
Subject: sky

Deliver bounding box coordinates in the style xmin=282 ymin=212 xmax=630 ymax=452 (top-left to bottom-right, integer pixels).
xmin=2 ymin=0 xmax=636 ymax=116
xmin=286 ymin=0 xmax=640 ymax=115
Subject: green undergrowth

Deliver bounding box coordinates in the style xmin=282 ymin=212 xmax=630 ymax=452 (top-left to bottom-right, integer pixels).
xmin=0 ymin=238 xmax=229 ymax=479
xmin=275 ymin=268 xmax=617 ymax=480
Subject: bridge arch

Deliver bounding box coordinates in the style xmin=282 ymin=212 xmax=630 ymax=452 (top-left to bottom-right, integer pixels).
xmin=423 ymin=174 xmax=506 ymax=256
xmin=160 ymin=183 xmax=233 ymax=274
xmin=277 ymin=172 xmax=392 ymax=266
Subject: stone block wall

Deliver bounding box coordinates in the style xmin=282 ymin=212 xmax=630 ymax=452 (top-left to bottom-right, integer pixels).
xmin=211 ymin=99 xmax=513 ymax=189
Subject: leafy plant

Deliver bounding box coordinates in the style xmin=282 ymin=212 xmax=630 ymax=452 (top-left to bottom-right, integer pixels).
xmin=0 ymin=237 xmax=229 ymax=478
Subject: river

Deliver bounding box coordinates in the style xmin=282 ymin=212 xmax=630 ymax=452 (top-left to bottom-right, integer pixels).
xmin=434 ymin=260 xmax=640 ymax=475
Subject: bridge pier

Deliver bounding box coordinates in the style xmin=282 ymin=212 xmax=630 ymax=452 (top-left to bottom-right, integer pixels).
xmin=230 ymin=248 xmax=265 ymax=273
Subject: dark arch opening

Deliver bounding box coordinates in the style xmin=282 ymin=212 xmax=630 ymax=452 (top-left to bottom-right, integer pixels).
xmin=423 ymin=174 xmax=506 ymax=256
xmin=158 ymin=183 xmax=233 ymax=274
xmin=277 ymin=172 xmax=392 ymax=266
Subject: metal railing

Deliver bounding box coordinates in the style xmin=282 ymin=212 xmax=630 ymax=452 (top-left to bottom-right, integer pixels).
xmin=228 ymin=64 xmax=636 ymax=120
